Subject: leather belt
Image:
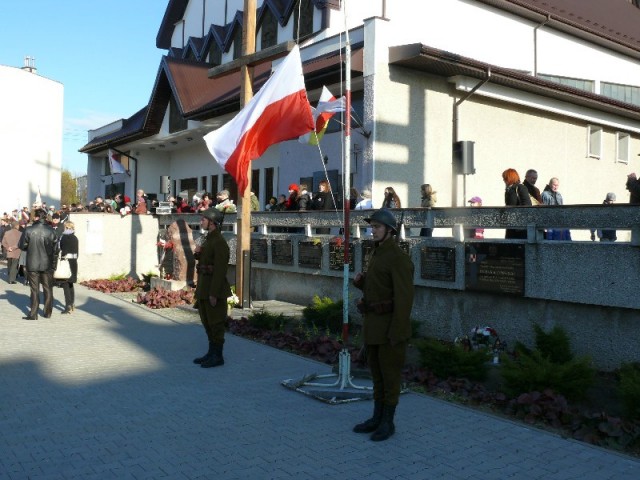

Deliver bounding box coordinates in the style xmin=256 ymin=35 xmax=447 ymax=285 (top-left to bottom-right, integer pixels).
xmin=197 ymin=264 xmax=215 ymax=274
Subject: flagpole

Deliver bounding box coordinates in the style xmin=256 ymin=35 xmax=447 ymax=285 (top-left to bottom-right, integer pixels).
xmin=342 ymin=34 xmax=352 ymax=351
xmin=286 ymin=0 xmax=372 ymax=399
xmin=236 ymin=0 xmax=257 ymax=308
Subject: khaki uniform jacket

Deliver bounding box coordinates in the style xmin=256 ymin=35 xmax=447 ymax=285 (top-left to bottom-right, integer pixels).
xmin=195 ymin=229 xmax=232 ymax=302
xmin=357 ymin=238 xmax=415 ymax=345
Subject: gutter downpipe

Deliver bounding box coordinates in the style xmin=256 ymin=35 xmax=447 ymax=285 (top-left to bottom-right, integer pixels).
xmin=452 ymin=69 xmax=491 ymax=206
xmin=533 ymin=15 xmax=551 ymax=77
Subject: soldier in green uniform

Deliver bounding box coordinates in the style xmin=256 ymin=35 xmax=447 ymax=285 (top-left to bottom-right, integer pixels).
xmin=193 ymin=208 xmax=232 ymax=368
xmin=352 ymin=209 xmax=415 ymax=441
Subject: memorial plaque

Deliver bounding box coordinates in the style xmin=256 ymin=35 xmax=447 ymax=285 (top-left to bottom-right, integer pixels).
xmin=251 ymin=239 xmax=268 ymax=263
xmin=329 ymin=242 xmax=355 ymax=272
xmin=298 ymin=241 xmax=322 ymax=269
xmin=272 ymin=239 xmax=293 ymax=266
xmin=421 ymin=246 xmax=455 ymax=282
xmin=361 ymin=240 xmax=411 ymax=273
xmin=465 ymin=243 xmax=525 ymax=295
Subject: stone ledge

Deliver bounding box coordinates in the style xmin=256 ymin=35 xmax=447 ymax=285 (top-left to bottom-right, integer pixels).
xmin=150 ymin=278 xmax=187 ymax=291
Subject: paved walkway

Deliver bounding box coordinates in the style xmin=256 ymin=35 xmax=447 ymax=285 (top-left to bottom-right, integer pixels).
xmin=1 ymin=278 xmax=640 ymax=479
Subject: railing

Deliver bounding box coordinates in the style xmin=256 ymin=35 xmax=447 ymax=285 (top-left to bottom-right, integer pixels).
xmin=156 ymin=204 xmax=640 ymax=243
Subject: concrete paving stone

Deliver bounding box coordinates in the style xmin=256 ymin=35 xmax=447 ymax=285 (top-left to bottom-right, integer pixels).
xmin=3 ymin=283 xmax=640 ymax=479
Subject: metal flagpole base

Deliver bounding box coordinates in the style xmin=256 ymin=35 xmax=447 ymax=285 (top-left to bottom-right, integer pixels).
xmin=282 ymin=349 xmax=373 ymax=404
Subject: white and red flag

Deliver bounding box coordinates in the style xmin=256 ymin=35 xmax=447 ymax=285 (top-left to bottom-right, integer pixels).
xmin=108 ymin=149 xmax=127 ymax=175
xmin=299 ymin=86 xmax=345 ymax=145
xmin=204 ymin=44 xmax=314 ymax=195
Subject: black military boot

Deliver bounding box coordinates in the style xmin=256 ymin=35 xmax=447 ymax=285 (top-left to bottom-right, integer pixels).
xmin=370 ymin=404 xmax=396 ymax=441
xmin=353 ymin=401 xmax=383 ymax=433
xmin=201 ymin=343 xmax=224 ymax=368
xmin=193 ymin=342 xmax=214 ymax=364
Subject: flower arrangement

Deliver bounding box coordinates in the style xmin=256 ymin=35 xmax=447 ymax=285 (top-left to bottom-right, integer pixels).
xmin=329 ymin=236 xmax=343 ymax=247
xmin=455 ymin=326 xmax=506 ymax=363
xmin=227 ymin=285 xmax=239 ymax=309
xmin=470 ymin=326 xmax=499 ymax=349
xmin=156 ymin=239 xmax=174 ymax=250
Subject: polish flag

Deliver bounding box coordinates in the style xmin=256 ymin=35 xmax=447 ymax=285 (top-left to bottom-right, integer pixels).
xmin=108 ymin=149 xmax=127 ymax=175
xmin=299 ymin=86 xmax=345 ymax=145
xmin=204 ymin=45 xmax=314 ymax=195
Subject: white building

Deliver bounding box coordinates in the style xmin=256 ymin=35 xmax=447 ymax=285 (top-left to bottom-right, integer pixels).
xmin=0 ymin=57 xmax=63 ymax=214
xmin=81 ymin=0 xmax=640 ymax=237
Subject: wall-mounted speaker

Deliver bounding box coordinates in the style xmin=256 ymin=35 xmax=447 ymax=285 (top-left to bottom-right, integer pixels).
xmin=160 ymin=175 xmax=171 ymax=194
xmin=453 ymin=141 xmax=475 ymax=175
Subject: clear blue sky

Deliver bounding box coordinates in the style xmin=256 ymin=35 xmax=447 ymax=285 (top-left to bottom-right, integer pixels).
xmin=0 ymin=0 xmax=168 ymax=176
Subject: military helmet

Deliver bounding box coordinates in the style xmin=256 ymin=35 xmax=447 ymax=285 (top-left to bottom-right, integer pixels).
xmin=365 ymin=209 xmax=397 ymax=233
xmin=200 ymin=207 xmax=224 ymax=224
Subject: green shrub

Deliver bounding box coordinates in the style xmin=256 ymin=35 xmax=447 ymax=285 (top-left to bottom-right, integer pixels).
xmin=248 ymin=310 xmax=286 ymax=331
xmin=108 ymin=272 xmax=128 ymax=281
xmin=415 ymin=338 xmax=489 ymax=381
xmin=302 ymin=295 xmax=345 ymax=334
xmin=410 ymin=319 xmax=423 ymax=339
xmin=533 ymin=324 xmax=573 ymax=364
xmin=501 ymin=350 xmax=594 ymax=401
xmin=501 ymin=325 xmax=594 ymax=401
xmin=619 ymin=363 xmax=640 ymax=420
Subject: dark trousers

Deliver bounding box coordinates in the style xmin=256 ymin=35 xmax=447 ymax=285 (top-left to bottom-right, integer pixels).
xmin=197 ymin=299 xmax=227 ymax=344
xmin=7 ymin=258 xmax=19 ymax=282
xmin=61 ymin=282 xmax=75 ymax=307
xmin=366 ymin=341 xmax=407 ymax=406
xmin=27 ymin=270 xmax=54 ymax=317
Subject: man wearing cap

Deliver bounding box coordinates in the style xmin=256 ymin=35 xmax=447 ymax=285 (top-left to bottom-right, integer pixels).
xmin=2 ymin=221 xmax=23 ymax=284
xmin=591 ymin=193 xmax=617 ymax=242
xmin=352 ymin=209 xmax=415 ymax=441
xmin=18 ymin=209 xmax=58 ymax=320
xmin=465 ymin=196 xmax=484 ymax=239
xmin=193 ymin=208 xmax=232 ymax=368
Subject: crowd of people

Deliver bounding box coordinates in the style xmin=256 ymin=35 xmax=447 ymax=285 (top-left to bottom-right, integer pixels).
xmin=1 ymin=204 xmax=78 ymax=319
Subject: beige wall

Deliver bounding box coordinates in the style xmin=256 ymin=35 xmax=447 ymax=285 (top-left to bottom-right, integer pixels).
xmin=370 ymin=64 xmax=638 ymax=239
xmin=69 ymin=213 xmax=159 ymax=282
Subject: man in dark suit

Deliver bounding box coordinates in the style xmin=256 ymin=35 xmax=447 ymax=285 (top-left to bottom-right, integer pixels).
xmin=18 ymin=209 xmax=58 ymax=320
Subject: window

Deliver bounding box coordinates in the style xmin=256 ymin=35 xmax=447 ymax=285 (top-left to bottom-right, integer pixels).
xmin=265 ymin=167 xmax=274 ymax=203
xmin=601 ymin=81 xmax=640 ymax=107
xmin=105 ymin=182 xmax=124 ymax=200
xmin=169 ymin=96 xmax=187 ymax=133
xmin=201 ymin=176 xmax=208 ymax=192
xmin=588 ymin=125 xmax=603 ymax=159
xmin=222 ymin=173 xmax=238 ymax=203
xmin=538 ymin=74 xmax=594 ymax=93
xmin=293 ymin=0 xmax=314 ymax=39
xmin=210 ymin=175 xmax=219 ymax=194
xmin=260 ymin=9 xmax=277 ymax=50
xmin=617 ymin=132 xmax=631 ymax=164
xmin=233 ymin=28 xmax=243 ymax=59
xmin=180 ymin=177 xmax=198 ymax=201
xmin=208 ymin=42 xmax=222 ymax=66
xmin=252 ymin=168 xmax=260 ymax=198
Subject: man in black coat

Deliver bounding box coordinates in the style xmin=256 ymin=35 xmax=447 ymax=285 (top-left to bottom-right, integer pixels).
xmin=18 ymin=209 xmax=58 ymax=320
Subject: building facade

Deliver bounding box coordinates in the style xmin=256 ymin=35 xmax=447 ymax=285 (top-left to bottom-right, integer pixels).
xmin=81 ymin=0 xmax=640 ymax=239
xmin=0 ymin=58 xmax=63 ymax=213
